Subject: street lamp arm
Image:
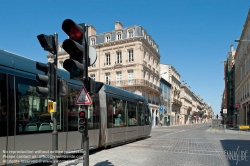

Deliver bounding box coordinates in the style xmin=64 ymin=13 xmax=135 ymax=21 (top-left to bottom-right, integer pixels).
xmin=235 ymin=39 xmax=250 ymax=42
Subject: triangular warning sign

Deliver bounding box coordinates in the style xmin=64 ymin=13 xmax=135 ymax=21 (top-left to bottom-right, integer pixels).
xmin=75 ymin=86 xmax=92 ymax=105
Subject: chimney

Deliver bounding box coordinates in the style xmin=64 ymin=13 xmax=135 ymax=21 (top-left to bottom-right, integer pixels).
xmin=88 ymin=25 xmax=96 ymax=36
xmin=115 ymin=21 xmax=123 ymax=30
xmin=230 ymin=45 xmax=234 ymax=52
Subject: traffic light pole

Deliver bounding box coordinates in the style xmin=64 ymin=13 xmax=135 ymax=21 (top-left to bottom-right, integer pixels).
xmin=52 ymin=33 xmax=58 ymax=166
xmin=82 ymin=25 xmax=89 ymax=166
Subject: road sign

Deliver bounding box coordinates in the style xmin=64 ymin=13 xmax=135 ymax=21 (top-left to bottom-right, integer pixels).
xmin=223 ymin=109 xmax=227 ymax=114
xmin=75 ymin=86 xmax=92 ymax=105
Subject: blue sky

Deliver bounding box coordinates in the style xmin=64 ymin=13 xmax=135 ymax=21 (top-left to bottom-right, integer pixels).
xmin=1 ymin=0 xmax=249 ymax=115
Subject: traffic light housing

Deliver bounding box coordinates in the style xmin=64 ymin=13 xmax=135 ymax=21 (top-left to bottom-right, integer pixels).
xmin=37 ymin=34 xmax=56 ymax=54
xmin=216 ymin=114 xmax=218 ymax=119
xmin=220 ymin=110 xmax=223 ymax=117
xmin=78 ymin=109 xmax=87 ymax=134
xmin=36 ymin=62 xmax=56 ymax=100
xmin=62 ymin=19 xmax=87 ymax=81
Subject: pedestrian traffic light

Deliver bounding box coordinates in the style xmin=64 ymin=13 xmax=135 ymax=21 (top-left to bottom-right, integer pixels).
xmin=62 ymin=19 xmax=87 ymax=81
xmin=78 ymin=109 xmax=87 ymax=134
xmin=36 ymin=62 xmax=56 ymax=100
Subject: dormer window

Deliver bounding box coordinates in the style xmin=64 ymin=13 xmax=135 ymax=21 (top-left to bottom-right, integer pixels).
xmin=128 ymin=29 xmax=133 ymax=38
xmin=117 ymin=32 xmax=122 ymax=40
xmin=105 ymin=35 xmax=111 ymax=42
xmin=91 ymin=38 xmax=96 ymax=45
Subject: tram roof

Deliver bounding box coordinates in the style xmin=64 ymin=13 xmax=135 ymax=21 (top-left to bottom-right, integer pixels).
xmin=0 ymin=49 xmax=82 ymax=85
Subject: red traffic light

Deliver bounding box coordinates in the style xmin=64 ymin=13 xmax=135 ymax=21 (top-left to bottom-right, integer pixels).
xmin=79 ymin=111 xmax=85 ymax=117
xmin=62 ymin=19 xmax=84 ymax=41
xmin=70 ymin=25 xmax=82 ymax=41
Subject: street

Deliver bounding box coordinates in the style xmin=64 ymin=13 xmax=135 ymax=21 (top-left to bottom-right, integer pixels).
xmin=57 ymin=123 xmax=250 ymax=166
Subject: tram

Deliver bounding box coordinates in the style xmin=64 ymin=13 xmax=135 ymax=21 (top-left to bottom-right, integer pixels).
xmin=0 ymin=49 xmax=152 ymax=165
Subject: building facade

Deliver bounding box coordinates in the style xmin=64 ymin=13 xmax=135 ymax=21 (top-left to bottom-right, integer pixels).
xmin=160 ymin=64 xmax=182 ymax=125
xmin=47 ymin=21 xmax=162 ymax=126
xmin=159 ymin=77 xmax=171 ymax=126
xmin=234 ymin=10 xmax=250 ymax=126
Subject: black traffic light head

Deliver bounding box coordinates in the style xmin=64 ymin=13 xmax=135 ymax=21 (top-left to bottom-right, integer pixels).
xmin=36 ymin=62 xmax=56 ymax=101
xmin=78 ymin=109 xmax=87 ymax=134
xmin=62 ymin=19 xmax=87 ymax=81
xmin=37 ymin=34 xmax=56 ymax=54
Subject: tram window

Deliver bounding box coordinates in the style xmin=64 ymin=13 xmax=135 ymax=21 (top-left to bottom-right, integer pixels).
xmin=113 ymin=98 xmax=126 ymax=127
xmin=138 ymin=103 xmax=144 ymax=126
xmin=87 ymin=95 xmax=96 ymax=130
xmin=15 ymin=77 xmax=62 ymax=134
xmin=127 ymin=102 xmax=137 ymax=126
xmin=145 ymin=105 xmax=151 ymax=125
xmin=0 ymin=73 xmax=7 ymax=136
xmin=68 ymin=88 xmax=81 ymax=131
xmin=107 ymin=97 xmax=113 ymax=128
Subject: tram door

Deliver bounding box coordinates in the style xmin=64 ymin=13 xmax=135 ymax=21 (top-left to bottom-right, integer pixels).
xmin=0 ymin=73 xmax=7 ymax=165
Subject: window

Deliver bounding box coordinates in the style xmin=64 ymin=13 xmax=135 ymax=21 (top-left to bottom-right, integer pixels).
xmin=116 ymin=71 xmax=122 ymax=86
xmin=144 ymin=51 xmax=146 ymax=59
xmin=106 ymin=35 xmax=111 ymax=42
xmin=128 ymin=70 xmax=134 ymax=85
xmin=116 ymin=51 xmax=122 ymax=64
xmin=107 ymin=96 xmax=127 ymax=128
xmin=127 ymin=102 xmax=137 ymax=126
xmin=59 ymin=61 xmax=63 ymax=69
xmin=59 ymin=46 xmax=64 ymax=52
xmin=138 ymin=102 xmax=144 ymax=126
xmin=90 ymin=74 xmax=95 ymax=81
xmin=105 ymin=53 xmax=110 ymax=65
xmin=117 ymin=33 xmax=122 ymax=40
xmin=68 ymin=88 xmax=81 ymax=131
xmin=0 ymin=73 xmax=7 ymax=136
xmin=15 ymin=76 xmax=62 ymax=134
xmin=68 ymin=87 xmax=99 ymax=131
xmin=105 ymin=73 xmax=110 ymax=85
xmin=128 ymin=30 xmax=133 ymax=38
xmin=128 ymin=49 xmax=134 ymax=62
xmin=145 ymin=104 xmax=151 ymax=125
xmin=91 ymin=38 xmax=96 ymax=45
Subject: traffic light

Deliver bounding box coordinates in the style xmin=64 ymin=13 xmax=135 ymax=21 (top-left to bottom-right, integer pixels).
xmin=37 ymin=34 xmax=56 ymax=54
xmin=78 ymin=109 xmax=87 ymax=134
xmin=220 ymin=110 xmax=223 ymax=116
xmin=62 ymin=19 xmax=87 ymax=81
xmin=36 ymin=62 xmax=56 ymax=100
xmin=216 ymin=114 xmax=218 ymax=119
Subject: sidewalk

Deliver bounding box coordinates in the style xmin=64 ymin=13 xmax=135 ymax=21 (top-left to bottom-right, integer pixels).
xmin=206 ymin=127 xmax=250 ymax=135
xmin=152 ymin=122 xmax=209 ymax=128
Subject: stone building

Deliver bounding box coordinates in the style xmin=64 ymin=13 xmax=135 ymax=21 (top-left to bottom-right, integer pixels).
xmin=47 ymin=21 xmax=162 ymax=126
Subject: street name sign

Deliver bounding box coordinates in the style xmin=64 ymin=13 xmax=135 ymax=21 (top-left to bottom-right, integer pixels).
xmin=75 ymin=86 xmax=92 ymax=105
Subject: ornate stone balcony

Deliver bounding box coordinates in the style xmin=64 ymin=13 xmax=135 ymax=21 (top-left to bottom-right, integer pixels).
xmin=110 ymin=79 xmax=162 ymax=94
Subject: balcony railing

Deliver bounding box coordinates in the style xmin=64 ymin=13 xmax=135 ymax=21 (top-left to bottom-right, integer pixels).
xmin=172 ymin=98 xmax=182 ymax=106
xmin=109 ymin=79 xmax=162 ymax=93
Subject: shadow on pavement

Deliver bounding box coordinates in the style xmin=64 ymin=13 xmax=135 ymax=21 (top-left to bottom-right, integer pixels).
xmin=94 ymin=160 xmax=114 ymax=166
xmin=220 ymin=139 xmax=250 ymax=166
